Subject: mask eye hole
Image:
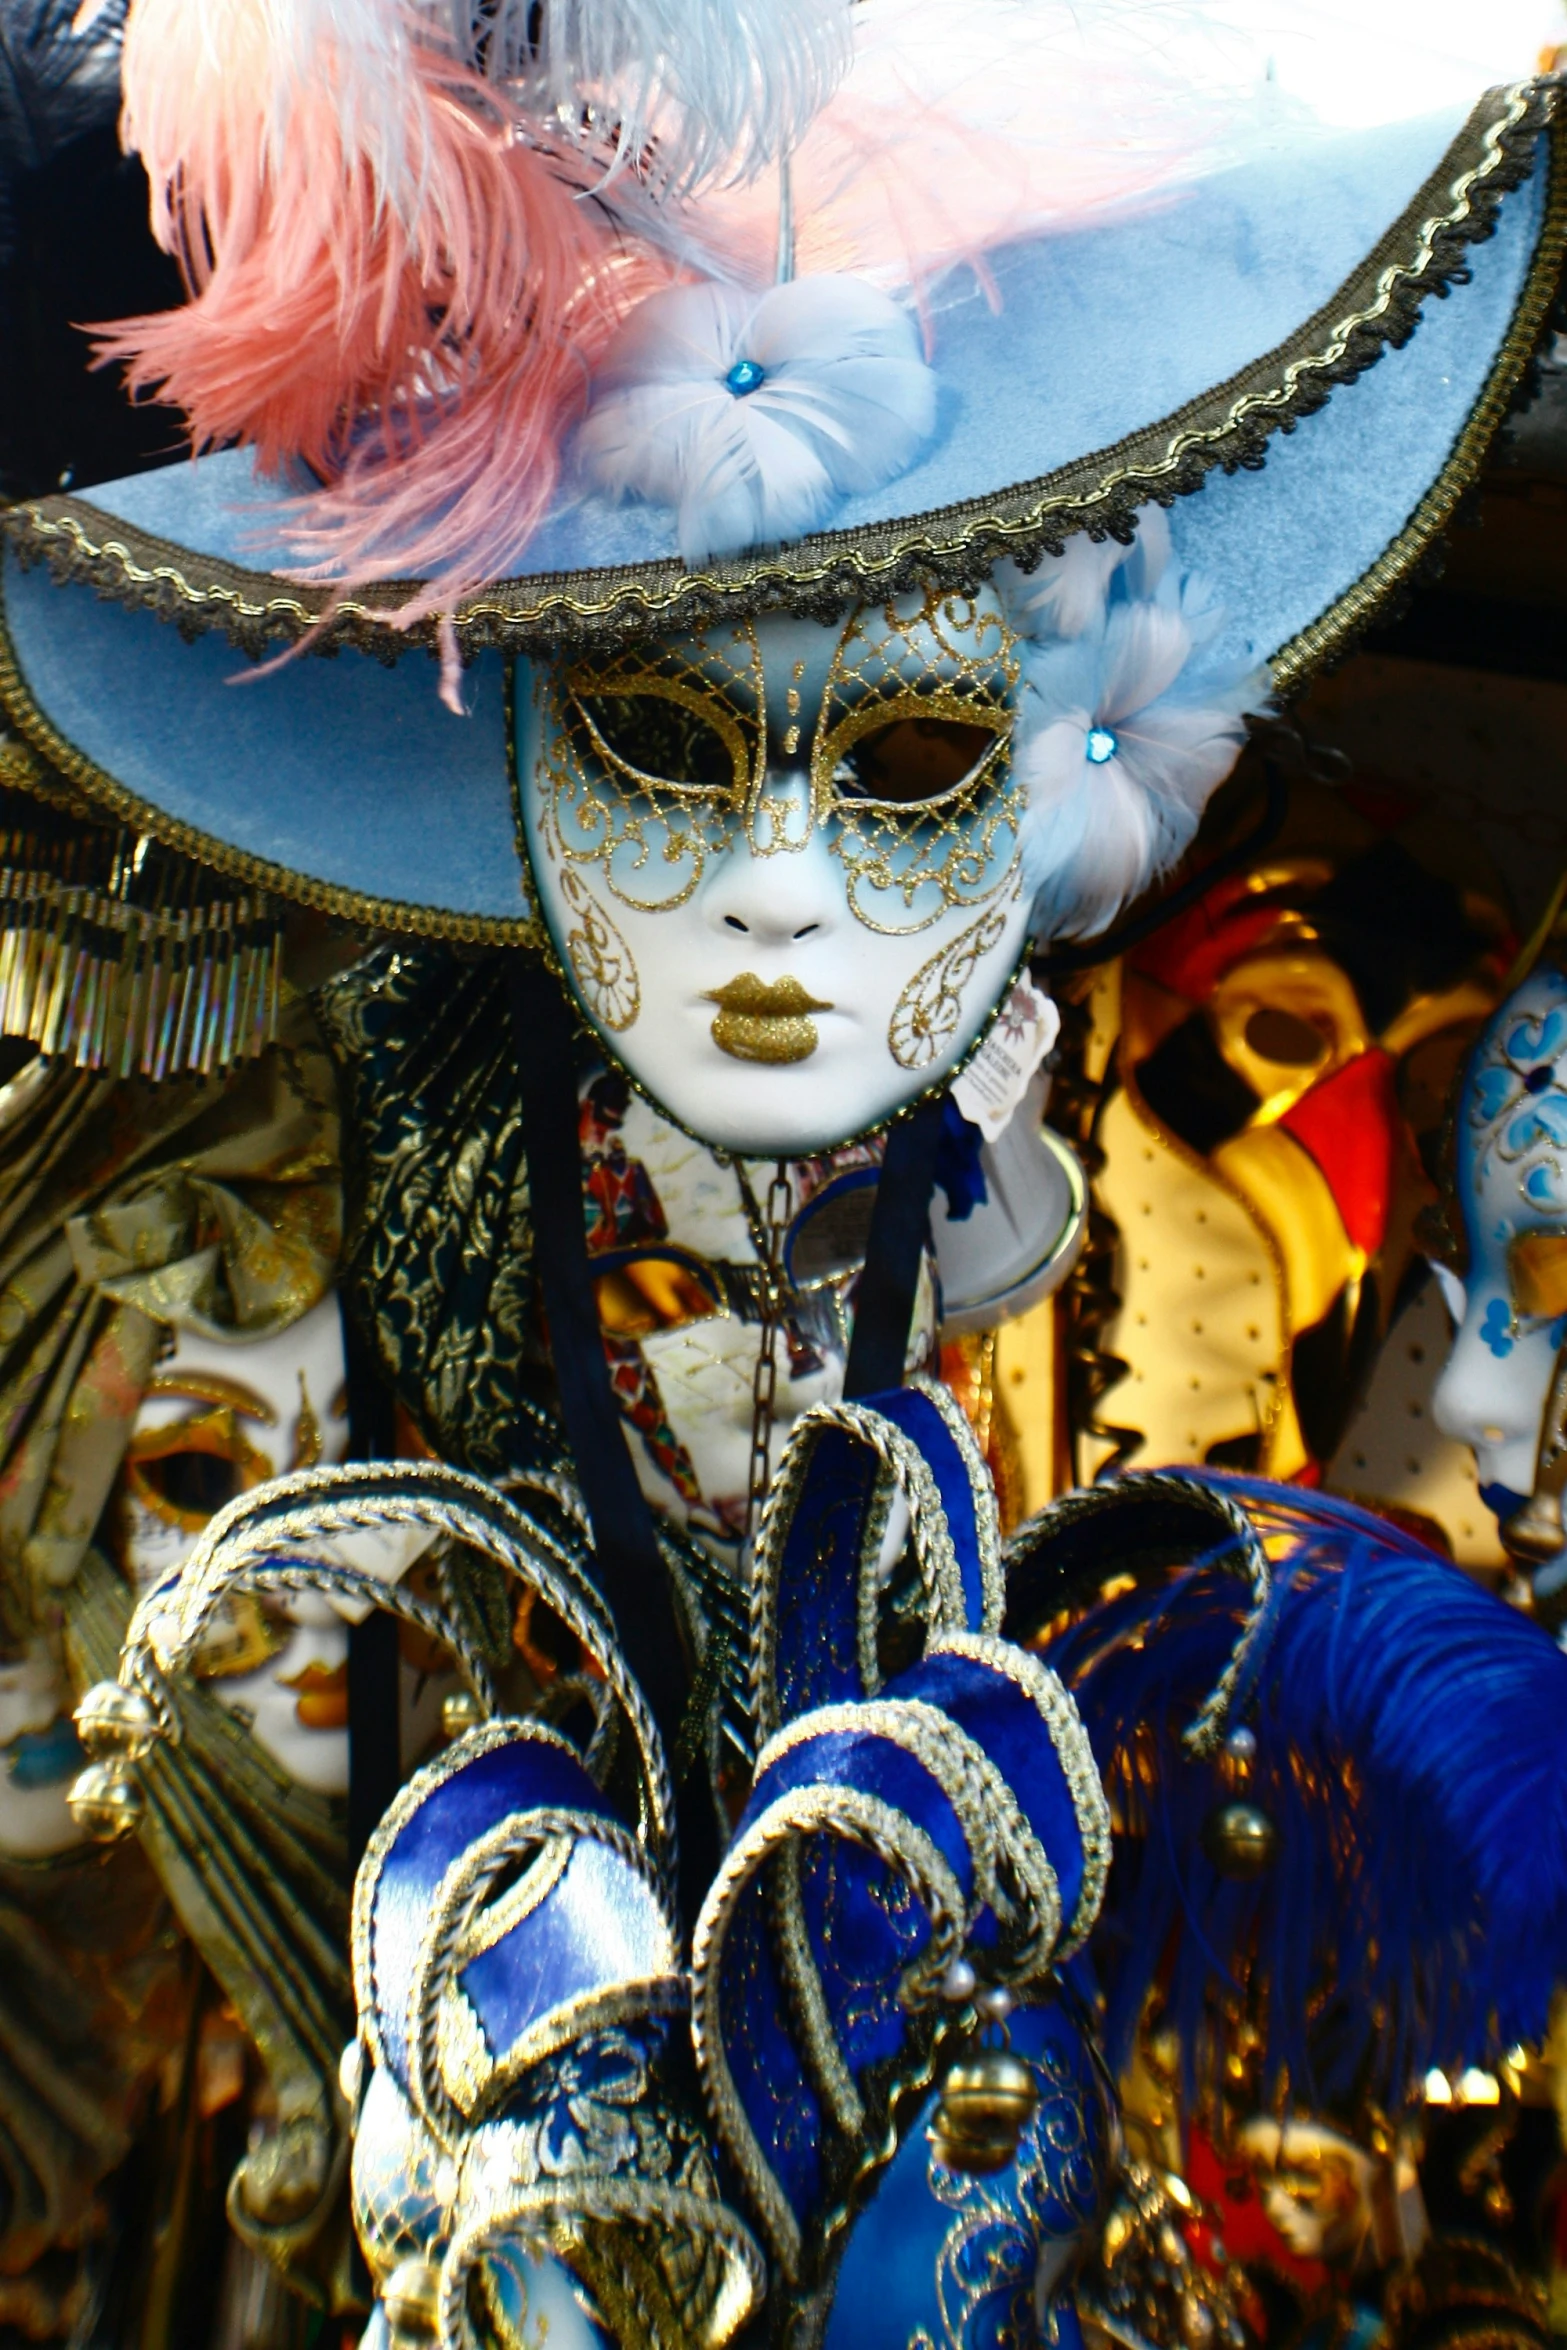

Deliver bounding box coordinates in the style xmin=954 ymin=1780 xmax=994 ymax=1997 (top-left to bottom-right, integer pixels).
xmin=123 ymin=1405 xmax=274 ymax=1535
xmin=1243 ymin=1007 xmax=1329 ymax=1067
xmin=129 ymin=1448 xmax=245 ymax=1529
xmin=833 ymin=715 xmax=1001 ymax=805
xmin=572 ymin=690 xmax=738 ymax=792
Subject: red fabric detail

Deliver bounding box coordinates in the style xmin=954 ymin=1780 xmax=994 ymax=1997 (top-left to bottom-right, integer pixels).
xmin=1129 ymin=879 xmax=1281 ymax=1003
xmin=1339 ymin=780 xmax=1425 ymax=831
xmin=1186 ymin=2128 xmax=1332 ymax=2300
xmin=1276 ymin=1049 xmax=1399 ymax=1261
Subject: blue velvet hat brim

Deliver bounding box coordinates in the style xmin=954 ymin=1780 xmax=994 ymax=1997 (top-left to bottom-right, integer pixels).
xmin=0 ymin=85 xmax=1559 ymax=936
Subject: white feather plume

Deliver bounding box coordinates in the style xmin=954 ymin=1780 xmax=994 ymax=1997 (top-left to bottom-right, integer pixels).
xmin=1003 ymin=554 xmax=1267 ymax=941
xmin=575 ymin=275 xmax=938 ymax=564
xmin=444 ymin=0 xmax=855 ymax=195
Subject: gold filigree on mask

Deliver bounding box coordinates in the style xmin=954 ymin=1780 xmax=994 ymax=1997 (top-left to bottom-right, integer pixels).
xmin=561 ymin=868 xmax=640 ymax=1031
xmin=889 ymin=888 xmax=1018 ymax=1071
xmin=814 ymin=590 xmax=1023 ymax=936
xmin=537 ymin=590 xmax=1022 ymax=938
xmin=542 ymin=625 xmax=766 ymax=914
xmin=123 ymin=1403 xmax=276 ymax=1534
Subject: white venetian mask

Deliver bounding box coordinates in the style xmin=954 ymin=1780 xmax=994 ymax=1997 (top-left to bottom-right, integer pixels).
xmin=521 ymin=588 xmax=1033 ymax=1156
xmin=0 ymin=1293 xmax=362 ymax=1850
xmin=114 ymin=1292 xmax=439 ymax=1793
xmin=1432 ymin=965 xmax=1567 ymax=1548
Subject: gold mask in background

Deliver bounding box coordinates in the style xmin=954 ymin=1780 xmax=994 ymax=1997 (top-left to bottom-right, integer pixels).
xmin=1087 ymin=776 xmax=1512 ymax=1550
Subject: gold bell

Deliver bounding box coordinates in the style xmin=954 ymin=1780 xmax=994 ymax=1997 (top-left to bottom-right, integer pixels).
xmin=439 ymin=1686 xmax=485 ymax=1742
xmin=929 ymin=2046 xmax=1039 ymax=2175
xmin=235 ymin=2120 xmax=329 ymax=2226
xmin=75 ymin=1680 xmax=160 ymax=1762
xmin=1202 ymin=1799 xmax=1278 ymax=1880
xmin=383 ymin=2256 xmax=443 ymax=2345
xmin=1502 ymin=1489 xmax=1565 ymax=1566
xmin=67 ymin=1760 xmax=146 ymax=1842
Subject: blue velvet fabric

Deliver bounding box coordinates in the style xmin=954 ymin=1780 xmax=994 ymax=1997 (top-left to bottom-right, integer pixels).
xmin=720 ymin=1892 xmax=828 ymax=2219
xmin=822 ymin=1995 xmax=1110 ymax=2350
xmin=910 ymin=1649 xmax=1087 ymax=1934
xmin=459 ymin=1834 xmax=673 ymax=2065
xmin=0 ymin=112 xmax=1544 ymax=923
xmin=770 ymin=1419 xmax=881 ymax=1724
xmin=744 ymin=1725 xmax=974 ymax=1894
xmin=876 ymin=1387 xmax=988 ymax=1629
xmin=365 ymin=1730 xmax=619 ymax=2089
xmin=1 ymin=557 xmax=526 ymax=922
xmin=722 ymin=1377 xmax=1090 ymax=2254
xmin=768 ymin=1382 xmax=992 ymax=1728
xmin=78 ymin=108 xmax=1473 ymax=580
xmin=1173 ymin=145 xmax=1547 ymax=670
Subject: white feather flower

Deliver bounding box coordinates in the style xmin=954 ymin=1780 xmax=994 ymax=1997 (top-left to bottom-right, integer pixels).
xmin=575 ymin=275 xmax=938 ymax=565
xmin=996 ymin=504 xmax=1171 ymax=640
xmin=1012 ymin=565 xmax=1268 ymax=941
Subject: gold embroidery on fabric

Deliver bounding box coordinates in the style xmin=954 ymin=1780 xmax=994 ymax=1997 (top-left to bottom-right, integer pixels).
xmin=749 ymin=1386 xmax=975 ymax=1743
xmin=691 ymin=1779 xmax=968 ymax=2278
xmin=926 ymin=1629 xmax=1112 ymax=1957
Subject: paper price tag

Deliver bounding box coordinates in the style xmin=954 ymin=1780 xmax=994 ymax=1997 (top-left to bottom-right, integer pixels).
xmin=951 ymin=978 xmax=1060 ymax=1142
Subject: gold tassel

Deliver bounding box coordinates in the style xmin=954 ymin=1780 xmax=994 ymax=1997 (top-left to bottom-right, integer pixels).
xmin=0 ymin=817 xmax=283 ymax=1080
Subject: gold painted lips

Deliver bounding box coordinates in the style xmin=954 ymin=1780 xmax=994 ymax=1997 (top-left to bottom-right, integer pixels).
xmin=704 ymin=973 xmax=833 ymax=1065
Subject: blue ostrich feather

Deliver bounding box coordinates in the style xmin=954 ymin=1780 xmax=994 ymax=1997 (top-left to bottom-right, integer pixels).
xmin=1036 ymin=1475 xmax=1567 ymax=2111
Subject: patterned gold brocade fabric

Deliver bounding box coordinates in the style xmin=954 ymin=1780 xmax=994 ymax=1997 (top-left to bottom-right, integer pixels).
xmin=313 ymin=948 xmax=558 ymax=1489
xmin=0 ymin=993 xmax=340 ymax=1616
xmin=314 ymin=942 xmax=752 ymax=1744
xmin=65 ymin=1548 xmax=356 ymax=2308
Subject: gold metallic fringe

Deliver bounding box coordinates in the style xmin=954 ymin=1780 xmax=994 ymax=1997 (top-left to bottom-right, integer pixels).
xmin=0 ymin=822 xmax=282 ymax=1079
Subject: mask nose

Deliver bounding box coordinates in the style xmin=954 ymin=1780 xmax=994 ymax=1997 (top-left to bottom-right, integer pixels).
xmin=707 ymin=769 xmax=838 ymax=947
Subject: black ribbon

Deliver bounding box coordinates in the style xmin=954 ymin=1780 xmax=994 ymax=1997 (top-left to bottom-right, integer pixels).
xmin=342 ymin=1304 xmax=402 ymax=1871
xmin=843 ymin=1093 xmax=946 ymax=1400
xmin=506 ymin=952 xmax=717 ymax=1914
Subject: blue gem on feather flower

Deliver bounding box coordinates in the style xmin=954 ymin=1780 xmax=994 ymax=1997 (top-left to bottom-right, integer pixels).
xmin=575 ymin=276 xmax=938 ymax=566
xmin=1085 ymin=727 xmax=1118 ymax=764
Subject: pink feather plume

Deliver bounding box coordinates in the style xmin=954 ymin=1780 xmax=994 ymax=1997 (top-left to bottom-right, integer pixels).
xmin=91 ymin=0 xmax=1284 ymax=615
xmin=95 ymin=0 xmax=666 ymax=615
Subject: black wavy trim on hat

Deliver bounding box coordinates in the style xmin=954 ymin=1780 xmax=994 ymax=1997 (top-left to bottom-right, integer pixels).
xmin=0 ymin=81 xmax=1557 ymax=671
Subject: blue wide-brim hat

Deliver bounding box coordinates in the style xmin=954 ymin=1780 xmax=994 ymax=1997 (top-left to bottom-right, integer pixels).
xmin=0 ymin=78 xmax=1559 ymax=941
